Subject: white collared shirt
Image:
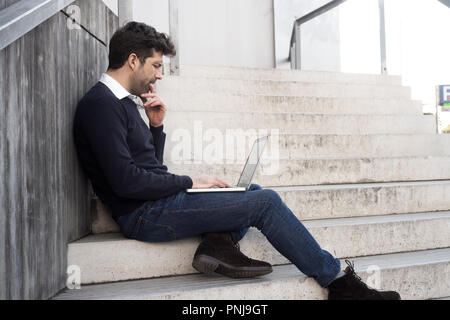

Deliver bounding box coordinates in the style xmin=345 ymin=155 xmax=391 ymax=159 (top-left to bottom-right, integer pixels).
xmin=99 ymin=73 xmax=150 ymax=128
xmin=99 ymin=73 xmax=132 ymax=100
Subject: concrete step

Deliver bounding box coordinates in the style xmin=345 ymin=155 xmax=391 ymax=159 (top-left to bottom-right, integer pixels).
xmin=164 ymin=134 xmax=450 ymax=161
xmin=161 ymin=92 xmax=423 ymax=115
xmin=91 ymin=180 xmax=450 ymax=234
xmin=179 ymin=65 xmax=403 ymax=86
xmin=156 ymin=77 xmax=411 ymax=99
xmin=54 ymin=248 xmax=450 ymax=300
xmin=162 ymin=112 xmax=436 ymax=135
xmin=167 ymin=156 xmax=450 ymax=187
xmin=71 ymin=211 xmax=450 ymax=284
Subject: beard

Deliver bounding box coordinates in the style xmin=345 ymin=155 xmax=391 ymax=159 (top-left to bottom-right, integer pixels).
xmin=130 ymin=74 xmax=155 ymax=96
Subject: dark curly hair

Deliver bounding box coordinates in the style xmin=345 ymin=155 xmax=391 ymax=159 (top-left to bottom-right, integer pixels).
xmin=108 ymin=21 xmax=176 ymax=70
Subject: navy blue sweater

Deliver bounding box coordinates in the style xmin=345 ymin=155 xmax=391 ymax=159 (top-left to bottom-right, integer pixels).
xmin=73 ymin=82 xmax=193 ymax=218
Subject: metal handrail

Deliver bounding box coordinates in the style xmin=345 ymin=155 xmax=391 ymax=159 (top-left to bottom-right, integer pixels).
xmin=0 ymin=0 xmax=75 ymax=51
xmin=289 ymin=0 xmax=347 ymax=59
xmin=438 ymin=0 xmax=450 ymax=8
xmin=288 ymin=0 xmax=388 ymax=74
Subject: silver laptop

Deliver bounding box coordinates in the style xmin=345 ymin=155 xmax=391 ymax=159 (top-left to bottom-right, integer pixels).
xmin=186 ymin=135 xmax=269 ymax=193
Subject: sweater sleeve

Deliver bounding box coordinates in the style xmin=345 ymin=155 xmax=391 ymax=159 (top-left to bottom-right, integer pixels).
xmin=80 ymin=98 xmax=192 ymax=200
xmin=150 ymin=124 xmax=165 ymax=164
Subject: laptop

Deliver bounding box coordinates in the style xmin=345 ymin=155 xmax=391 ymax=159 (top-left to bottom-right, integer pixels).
xmin=186 ymin=135 xmax=269 ymax=193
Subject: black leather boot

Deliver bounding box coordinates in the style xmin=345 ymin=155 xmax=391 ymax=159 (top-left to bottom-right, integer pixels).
xmin=327 ymin=260 xmax=401 ymax=300
xmin=192 ymin=232 xmax=273 ymax=278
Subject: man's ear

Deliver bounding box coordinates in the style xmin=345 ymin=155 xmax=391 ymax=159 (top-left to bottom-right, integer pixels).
xmin=127 ymin=53 xmax=140 ymax=71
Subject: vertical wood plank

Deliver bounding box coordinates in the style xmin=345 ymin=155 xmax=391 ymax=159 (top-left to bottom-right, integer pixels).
xmin=0 ymin=0 xmax=118 ymax=299
xmin=0 ymin=37 xmax=6 ymax=300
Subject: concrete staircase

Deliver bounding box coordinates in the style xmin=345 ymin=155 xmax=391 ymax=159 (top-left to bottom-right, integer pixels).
xmin=53 ymin=65 xmax=450 ymax=300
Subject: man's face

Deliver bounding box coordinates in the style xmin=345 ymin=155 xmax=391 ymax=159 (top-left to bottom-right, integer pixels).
xmin=129 ymin=50 xmax=163 ymax=96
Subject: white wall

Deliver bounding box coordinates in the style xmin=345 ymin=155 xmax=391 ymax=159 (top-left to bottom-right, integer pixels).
xmin=274 ymin=0 xmax=341 ymax=71
xmin=179 ymin=0 xmax=275 ymax=68
xmin=105 ymin=0 xmax=275 ymax=68
xmin=103 ymin=0 xmax=117 ymax=14
xmin=339 ymin=0 xmax=382 ymax=74
xmin=132 ymin=0 xmax=168 ymax=35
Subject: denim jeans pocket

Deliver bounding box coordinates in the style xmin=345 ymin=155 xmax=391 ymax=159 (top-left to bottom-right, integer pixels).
xmin=117 ymin=210 xmax=141 ymax=238
xmin=130 ymin=216 xmax=177 ymax=242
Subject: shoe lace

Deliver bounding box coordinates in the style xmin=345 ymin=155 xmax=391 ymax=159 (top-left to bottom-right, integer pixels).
xmin=344 ymin=260 xmax=362 ymax=281
xmin=344 ymin=259 xmax=380 ymax=295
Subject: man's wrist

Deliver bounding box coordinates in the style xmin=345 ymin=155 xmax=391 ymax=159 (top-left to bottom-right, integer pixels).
xmin=150 ymin=124 xmax=164 ymax=136
xmin=150 ymin=123 xmax=164 ymax=130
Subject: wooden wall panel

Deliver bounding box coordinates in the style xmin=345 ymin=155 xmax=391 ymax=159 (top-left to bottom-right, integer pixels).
xmin=0 ymin=0 xmax=118 ymax=299
xmin=0 ymin=0 xmax=20 ymax=10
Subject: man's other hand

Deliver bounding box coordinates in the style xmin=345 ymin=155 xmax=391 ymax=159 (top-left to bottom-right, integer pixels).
xmin=191 ymin=175 xmax=231 ymax=189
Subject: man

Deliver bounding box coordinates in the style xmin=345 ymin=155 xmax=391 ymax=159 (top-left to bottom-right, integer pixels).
xmin=73 ymin=21 xmax=401 ymax=300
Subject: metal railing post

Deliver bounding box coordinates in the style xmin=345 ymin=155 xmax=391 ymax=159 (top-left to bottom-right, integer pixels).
xmin=290 ymin=44 xmax=296 ymax=69
xmin=169 ymin=0 xmax=180 ymax=75
xmin=379 ymin=0 xmax=387 ymax=75
xmin=294 ymin=24 xmax=301 ymax=70
xmin=436 ymin=86 xmax=441 ymax=134
xmin=118 ymin=0 xmax=133 ymax=27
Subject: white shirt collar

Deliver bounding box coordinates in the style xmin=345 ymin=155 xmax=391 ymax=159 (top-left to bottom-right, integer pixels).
xmin=99 ymin=73 xmax=133 ymax=100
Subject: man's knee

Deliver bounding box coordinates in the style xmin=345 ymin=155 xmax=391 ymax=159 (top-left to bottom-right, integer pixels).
xmin=249 ymin=188 xmax=283 ymax=231
xmin=259 ymin=188 xmax=282 ymax=207
xmin=249 ymin=183 xmax=263 ymax=191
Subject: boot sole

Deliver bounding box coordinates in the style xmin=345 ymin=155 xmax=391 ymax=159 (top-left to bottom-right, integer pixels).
xmin=192 ymin=254 xmax=273 ymax=279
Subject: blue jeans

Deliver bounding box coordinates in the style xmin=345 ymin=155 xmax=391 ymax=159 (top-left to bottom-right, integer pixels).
xmin=114 ymin=184 xmax=341 ymax=287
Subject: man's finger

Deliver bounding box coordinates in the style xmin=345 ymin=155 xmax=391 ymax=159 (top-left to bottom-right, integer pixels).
xmin=149 ymin=83 xmax=155 ymax=93
xmin=217 ymin=178 xmax=230 ymax=186
xmin=149 ymin=99 xmax=162 ymax=107
xmin=215 ymin=180 xmax=229 ymax=188
xmin=143 ymin=98 xmax=157 ymax=107
xmin=143 ymin=98 xmax=156 ymax=104
xmin=198 ymin=183 xmax=214 ymax=189
xmin=145 ymin=103 xmax=162 ymax=110
xmin=141 ymin=93 xmax=158 ymax=98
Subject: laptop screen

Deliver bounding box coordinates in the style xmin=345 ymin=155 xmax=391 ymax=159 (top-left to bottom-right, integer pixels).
xmin=236 ymin=136 xmax=268 ymax=189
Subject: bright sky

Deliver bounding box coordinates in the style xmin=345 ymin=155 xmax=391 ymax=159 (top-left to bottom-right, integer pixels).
xmin=339 ymin=0 xmax=450 ymax=129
